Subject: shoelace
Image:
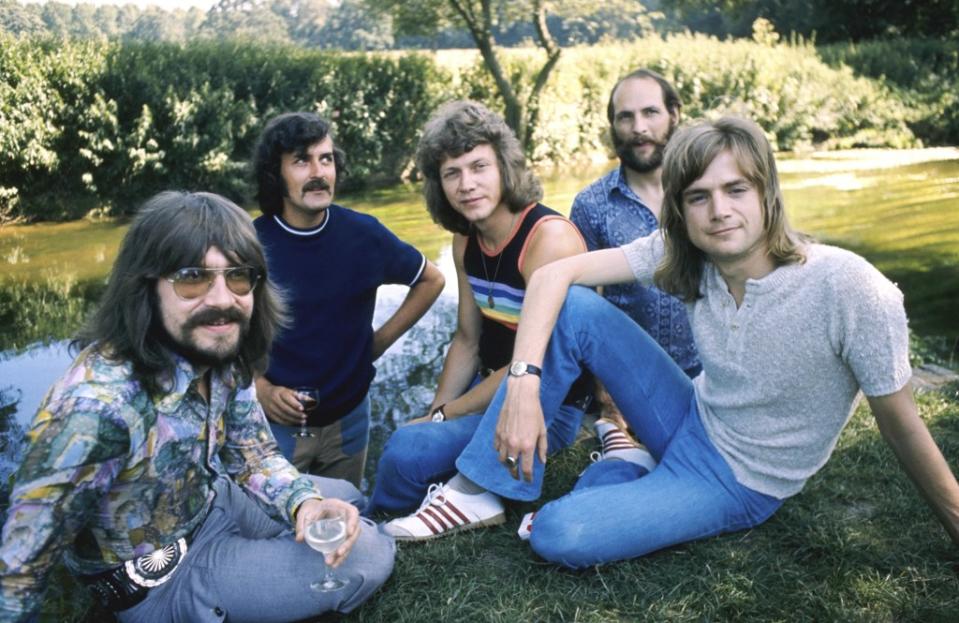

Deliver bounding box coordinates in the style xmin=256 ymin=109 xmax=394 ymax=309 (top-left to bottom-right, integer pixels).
xmin=418 ymin=482 xmax=447 ymax=512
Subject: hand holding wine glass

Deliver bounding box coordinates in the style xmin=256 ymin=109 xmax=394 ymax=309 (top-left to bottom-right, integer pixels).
xmin=292 ymin=387 xmax=319 ymax=438
xmin=295 ymin=498 xmax=361 ymax=567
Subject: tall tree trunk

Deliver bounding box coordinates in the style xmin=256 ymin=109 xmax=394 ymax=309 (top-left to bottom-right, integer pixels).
xmin=448 ymin=0 xmax=562 ymax=156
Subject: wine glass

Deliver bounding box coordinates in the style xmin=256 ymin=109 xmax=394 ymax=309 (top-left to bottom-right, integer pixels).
xmin=305 ymin=512 xmax=349 ymax=592
xmin=292 ymin=387 xmax=319 ymax=438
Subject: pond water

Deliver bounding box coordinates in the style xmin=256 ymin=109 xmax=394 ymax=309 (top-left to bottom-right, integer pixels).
xmin=1 ymin=149 xmax=958 ymax=488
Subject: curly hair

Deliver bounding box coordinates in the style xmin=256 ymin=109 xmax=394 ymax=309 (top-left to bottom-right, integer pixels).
xmin=74 ymin=191 xmax=286 ymax=394
xmin=655 ymin=116 xmax=809 ymax=302
xmin=252 ymin=112 xmax=347 ymax=217
xmin=415 ymin=100 xmax=542 ymax=235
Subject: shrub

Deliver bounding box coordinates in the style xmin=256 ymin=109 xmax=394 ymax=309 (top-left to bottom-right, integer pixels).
xmin=819 ymin=38 xmax=959 ymax=146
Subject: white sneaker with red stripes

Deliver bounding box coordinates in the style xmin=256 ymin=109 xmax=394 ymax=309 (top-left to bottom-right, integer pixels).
xmin=594 ymin=418 xmax=657 ymax=472
xmin=382 ymin=482 xmax=505 ymax=541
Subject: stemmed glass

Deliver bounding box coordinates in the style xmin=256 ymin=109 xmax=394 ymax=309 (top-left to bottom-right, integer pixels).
xmin=293 ymin=387 xmax=319 ymax=438
xmin=305 ymin=511 xmax=348 ymax=592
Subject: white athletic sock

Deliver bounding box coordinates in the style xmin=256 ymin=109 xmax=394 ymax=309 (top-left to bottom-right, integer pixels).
xmin=448 ymin=473 xmax=486 ymax=495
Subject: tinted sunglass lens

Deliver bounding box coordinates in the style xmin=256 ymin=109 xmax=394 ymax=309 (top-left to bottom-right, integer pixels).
xmin=172 ymin=268 xmax=213 ymax=299
xmin=225 ymin=268 xmax=257 ymax=295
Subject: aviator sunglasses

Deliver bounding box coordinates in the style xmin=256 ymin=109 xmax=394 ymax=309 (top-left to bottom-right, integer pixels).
xmin=165 ymin=266 xmax=260 ymax=300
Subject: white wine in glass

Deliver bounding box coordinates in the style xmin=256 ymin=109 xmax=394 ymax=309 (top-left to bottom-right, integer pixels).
xmin=305 ymin=514 xmax=348 ymax=592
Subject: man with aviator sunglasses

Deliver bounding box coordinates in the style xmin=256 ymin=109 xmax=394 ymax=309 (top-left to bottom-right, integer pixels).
xmin=252 ymin=112 xmax=445 ymax=488
xmin=0 ymin=192 xmax=395 ymax=621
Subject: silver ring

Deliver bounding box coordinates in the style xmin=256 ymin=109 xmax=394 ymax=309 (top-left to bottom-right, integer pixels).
xmin=504 ymin=456 xmax=517 ymax=469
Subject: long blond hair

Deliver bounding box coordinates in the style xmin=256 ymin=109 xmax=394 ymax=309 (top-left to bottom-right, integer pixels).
xmin=655 ymin=117 xmax=809 ymax=301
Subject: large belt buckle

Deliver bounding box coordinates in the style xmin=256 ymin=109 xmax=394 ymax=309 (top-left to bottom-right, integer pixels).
xmin=124 ymin=537 xmax=188 ymax=588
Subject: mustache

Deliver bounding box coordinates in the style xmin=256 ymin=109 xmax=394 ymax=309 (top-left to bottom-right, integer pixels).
xmin=626 ymin=136 xmax=665 ymax=148
xmin=183 ymin=307 xmax=248 ymax=331
xmin=302 ymin=178 xmax=331 ymax=194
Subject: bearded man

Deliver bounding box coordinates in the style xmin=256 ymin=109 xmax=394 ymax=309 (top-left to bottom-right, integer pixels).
xmin=0 ymin=192 xmax=394 ymax=622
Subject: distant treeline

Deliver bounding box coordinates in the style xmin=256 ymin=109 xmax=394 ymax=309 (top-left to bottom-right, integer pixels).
xmin=2 ymin=0 xmax=957 ymax=48
xmin=1 ymin=33 xmax=955 ymax=223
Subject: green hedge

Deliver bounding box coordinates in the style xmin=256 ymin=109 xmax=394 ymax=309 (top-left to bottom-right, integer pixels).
xmin=0 ymin=36 xmax=447 ymax=221
xmin=819 ymin=38 xmax=959 ymax=146
xmin=446 ymin=32 xmax=918 ymax=164
xmin=3 ymin=33 xmax=953 ymax=223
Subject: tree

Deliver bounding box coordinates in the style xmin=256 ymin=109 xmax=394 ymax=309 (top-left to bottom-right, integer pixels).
xmin=369 ymin=0 xmax=564 ymax=154
xmin=0 ymin=0 xmax=46 ymax=37
xmin=313 ymin=0 xmax=393 ymax=50
xmin=661 ymin=0 xmax=959 ymax=42
xmin=370 ymin=0 xmax=659 ymax=154
xmin=202 ymin=0 xmax=291 ymax=43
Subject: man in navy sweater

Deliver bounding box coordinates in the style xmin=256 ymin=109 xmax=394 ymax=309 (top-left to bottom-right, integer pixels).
xmin=252 ymin=112 xmax=444 ymax=488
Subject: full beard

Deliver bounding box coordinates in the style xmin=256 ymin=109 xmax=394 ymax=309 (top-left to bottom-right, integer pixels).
xmin=615 ymin=136 xmax=667 ymax=174
xmin=163 ymin=307 xmax=251 ymax=369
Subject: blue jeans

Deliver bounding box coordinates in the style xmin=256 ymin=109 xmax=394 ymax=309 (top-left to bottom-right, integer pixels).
xmin=117 ymin=476 xmax=394 ymax=622
xmin=456 ymin=287 xmax=782 ymax=568
xmin=369 ymin=385 xmax=584 ymax=514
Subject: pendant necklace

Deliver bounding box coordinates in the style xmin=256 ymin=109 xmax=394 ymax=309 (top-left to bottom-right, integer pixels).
xmin=481 ymin=249 xmax=505 ymax=309
xmin=479 ymin=212 xmax=518 ymax=309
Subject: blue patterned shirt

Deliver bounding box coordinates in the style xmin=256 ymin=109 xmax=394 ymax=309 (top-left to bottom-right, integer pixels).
xmin=0 ymin=346 xmax=322 ymax=621
xmin=570 ymin=166 xmax=700 ymax=373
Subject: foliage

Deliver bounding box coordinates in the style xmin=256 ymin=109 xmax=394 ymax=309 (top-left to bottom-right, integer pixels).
xmin=662 ymin=0 xmax=959 ymax=43
xmin=6 ymin=31 xmax=957 ymax=222
xmin=369 ymin=0 xmax=663 ymax=153
xmin=819 ymin=38 xmax=959 ymax=145
xmin=0 ymin=35 xmax=446 ymax=221
xmin=442 ymin=30 xmax=917 ymax=166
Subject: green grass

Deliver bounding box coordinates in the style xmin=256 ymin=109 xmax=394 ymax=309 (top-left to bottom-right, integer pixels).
xmin=38 ymin=382 xmax=959 ymax=622
xmin=351 ymin=385 xmax=959 ymax=622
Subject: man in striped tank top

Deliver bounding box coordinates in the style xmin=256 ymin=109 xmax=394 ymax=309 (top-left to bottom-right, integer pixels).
xmin=370 ymin=101 xmax=590 ymax=537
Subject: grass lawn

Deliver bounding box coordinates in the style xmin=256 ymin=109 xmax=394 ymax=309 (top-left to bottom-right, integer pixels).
xmin=351 ymin=383 xmax=959 ymax=623
xmin=40 ymin=381 xmax=959 ymax=622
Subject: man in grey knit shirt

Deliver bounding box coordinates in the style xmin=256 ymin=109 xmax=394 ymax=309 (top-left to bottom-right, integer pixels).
xmin=401 ymin=115 xmax=959 ymax=568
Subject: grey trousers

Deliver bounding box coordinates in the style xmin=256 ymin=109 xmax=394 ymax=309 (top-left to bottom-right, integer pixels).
xmin=117 ymin=476 xmax=394 ymax=623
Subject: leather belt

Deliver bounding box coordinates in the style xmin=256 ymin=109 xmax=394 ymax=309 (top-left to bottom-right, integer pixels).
xmin=80 ymin=532 xmax=193 ymax=612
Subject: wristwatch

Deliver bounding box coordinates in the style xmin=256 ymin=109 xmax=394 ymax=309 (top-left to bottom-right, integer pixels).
xmin=508 ymin=361 xmax=542 ymax=378
xmin=430 ymin=404 xmax=446 ymax=422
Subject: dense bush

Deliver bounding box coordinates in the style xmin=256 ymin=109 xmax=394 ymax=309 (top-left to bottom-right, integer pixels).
xmin=819 ymin=38 xmax=959 ymax=146
xmin=2 ymin=32 xmax=954 ymax=223
xmin=0 ymin=35 xmax=447 ymax=222
xmin=449 ymin=32 xmax=919 ymax=165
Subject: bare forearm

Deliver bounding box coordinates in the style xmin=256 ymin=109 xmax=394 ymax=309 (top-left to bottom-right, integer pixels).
xmin=512 ymin=248 xmax=635 ymax=367
xmin=871 ymin=391 xmax=959 ymax=545
xmin=443 ymin=367 xmax=507 ymax=419
xmin=879 ymin=417 xmax=959 ymax=543
xmin=373 ymin=263 xmax=444 ymax=359
xmin=431 ymin=334 xmax=480 ymax=409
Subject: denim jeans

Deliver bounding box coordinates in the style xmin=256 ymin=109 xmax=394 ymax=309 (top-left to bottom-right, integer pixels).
xmin=369 ymin=381 xmax=584 ymax=514
xmin=270 ymin=395 xmax=371 ymax=487
xmin=455 ymin=286 xmax=782 ymax=569
xmin=117 ymin=476 xmax=394 ymax=622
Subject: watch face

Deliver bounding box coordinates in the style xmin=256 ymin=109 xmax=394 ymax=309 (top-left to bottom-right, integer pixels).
xmin=509 ymin=361 xmax=526 ymax=376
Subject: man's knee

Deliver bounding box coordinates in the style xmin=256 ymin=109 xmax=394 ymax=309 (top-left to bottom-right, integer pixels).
xmin=528 ymin=501 xmax=594 ymax=570
xmin=376 ymin=426 xmax=425 ymax=479
xmin=339 ymin=521 xmax=395 ymax=612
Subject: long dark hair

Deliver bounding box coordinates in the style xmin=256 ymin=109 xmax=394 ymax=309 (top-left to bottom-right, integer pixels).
xmin=655 ymin=117 xmax=809 ymax=301
xmin=74 ymin=191 xmax=286 ymax=394
xmin=252 ymin=112 xmax=347 ymax=217
xmin=415 ymin=100 xmax=542 ymax=235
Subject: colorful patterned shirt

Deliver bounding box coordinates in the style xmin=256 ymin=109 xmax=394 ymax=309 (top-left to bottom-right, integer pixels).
xmin=0 ymin=345 xmax=322 ymax=620
xmin=570 ymin=166 xmax=700 ymax=374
